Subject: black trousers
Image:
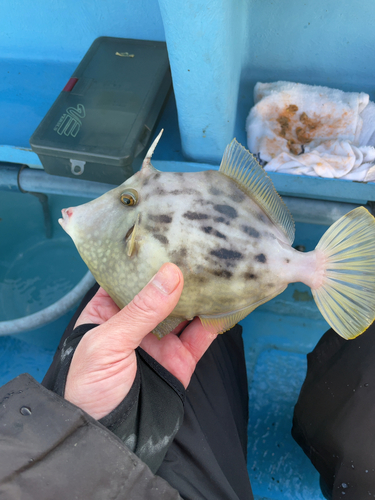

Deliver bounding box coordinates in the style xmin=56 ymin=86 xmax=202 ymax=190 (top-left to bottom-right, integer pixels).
xmin=43 ymin=285 xmax=254 ymax=500
xmin=292 ymin=322 xmax=375 ymax=500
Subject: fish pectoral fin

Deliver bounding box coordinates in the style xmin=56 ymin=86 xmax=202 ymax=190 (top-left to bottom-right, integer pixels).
xmin=152 ymin=316 xmax=187 ymax=339
xmin=199 ymin=303 xmax=258 ymax=335
xmin=219 ymin=139 xmax=295 ymax=245
xmin=126 ymin=214 xmax=140 ymax=257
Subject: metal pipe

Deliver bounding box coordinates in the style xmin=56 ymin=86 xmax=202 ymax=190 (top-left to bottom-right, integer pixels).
xmin=19 ymin=167 xmax=116 ymax=198
xmin=0 ymin=164 xmax=365 ymax=223
xmin=0 ymin=164 xmax=116 ymax=198
xmin=0 ymin=164 xmax=21 ymax=192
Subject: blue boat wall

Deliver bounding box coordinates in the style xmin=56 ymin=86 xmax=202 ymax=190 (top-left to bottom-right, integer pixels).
xmin=2 ymin=0 xmax=375 ymax=203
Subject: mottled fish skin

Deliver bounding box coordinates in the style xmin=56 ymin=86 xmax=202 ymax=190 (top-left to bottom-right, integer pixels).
xmin=60 ymin=165 xmax=315 ymax=323
xmin=58 ymin=134 xmax=375 ymax=341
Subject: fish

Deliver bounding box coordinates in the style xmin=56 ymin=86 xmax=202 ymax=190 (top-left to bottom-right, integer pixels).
xmin=59 ymin=131 xmax=375 ymax=340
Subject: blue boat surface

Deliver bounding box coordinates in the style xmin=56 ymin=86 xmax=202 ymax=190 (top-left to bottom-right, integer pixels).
xmin=2 ymin=1 xmax=375 ymax=498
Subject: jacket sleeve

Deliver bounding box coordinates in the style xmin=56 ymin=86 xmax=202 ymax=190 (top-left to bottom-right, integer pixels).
xmin=42 ymin=323 xmax=185 ymax=473
xmin=0 ymin=373 xmax=182 ymax=500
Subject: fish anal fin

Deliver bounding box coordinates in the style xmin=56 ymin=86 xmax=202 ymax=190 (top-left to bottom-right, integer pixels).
xmin=199 ymin=285 xmax=287 ymax=334
xmin=219 ymin=139 xmax=295 ymax=245
xmin=152 ymin=316 xmax=187 ymax=339
xmin=199 ymin=304 xmax=258 ymax=335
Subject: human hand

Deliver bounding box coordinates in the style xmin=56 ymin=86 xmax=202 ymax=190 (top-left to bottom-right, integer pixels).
xmin=64 ymin=263 xmax=217 ymax=420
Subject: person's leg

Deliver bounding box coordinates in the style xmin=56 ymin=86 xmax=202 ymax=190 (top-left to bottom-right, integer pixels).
xmin=157 ymin=324 xmax=253 ymax=500
xmin=292 ymin=323 xmax=375 ymax=500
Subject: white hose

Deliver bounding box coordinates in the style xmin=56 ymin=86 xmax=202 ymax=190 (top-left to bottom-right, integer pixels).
xmin=0 ymin=271 xmax=96 ymax=335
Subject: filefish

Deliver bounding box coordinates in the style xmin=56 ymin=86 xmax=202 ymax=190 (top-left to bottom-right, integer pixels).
xmin=59 ymin=131 xmax=375 ymax=340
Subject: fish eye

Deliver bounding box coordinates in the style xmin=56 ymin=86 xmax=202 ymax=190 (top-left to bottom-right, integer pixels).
xmin=120 ymin=189 xmax=138 ymax=206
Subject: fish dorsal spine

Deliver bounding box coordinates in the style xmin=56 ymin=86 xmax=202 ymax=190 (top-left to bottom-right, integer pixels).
xmin=219 ymin=139 xmax=295 ymax=245
xmin=141 ymin=129 xmax=163 ymax=172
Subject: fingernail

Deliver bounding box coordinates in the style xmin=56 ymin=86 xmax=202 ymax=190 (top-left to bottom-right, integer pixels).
xmin=150 ymin=264 xmax=180 ymax=295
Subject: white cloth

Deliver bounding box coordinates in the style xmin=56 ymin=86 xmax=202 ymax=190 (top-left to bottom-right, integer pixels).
xmin=246 ymin=81 xmax=375 ymax=181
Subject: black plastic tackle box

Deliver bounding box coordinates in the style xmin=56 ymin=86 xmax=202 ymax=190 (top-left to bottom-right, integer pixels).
xmin=30 ymin=37 xmax=172 ymax=184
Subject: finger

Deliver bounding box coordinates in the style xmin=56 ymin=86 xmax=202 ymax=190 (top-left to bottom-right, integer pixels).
xmin=179 ymin=317 xmax=218 ymax=364
xmin=74 ymin=288 xmax=120 ymax=328
xmin=95 ymin=263 xmax=184 ymax=351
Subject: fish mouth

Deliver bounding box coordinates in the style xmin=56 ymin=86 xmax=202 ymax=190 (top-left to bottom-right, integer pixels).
xmin=58 ymin=208 xmax=73 ymax=233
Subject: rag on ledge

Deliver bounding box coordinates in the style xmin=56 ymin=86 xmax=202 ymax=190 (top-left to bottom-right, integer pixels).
xmin=246 ymin=81 xmax=375 ymax=182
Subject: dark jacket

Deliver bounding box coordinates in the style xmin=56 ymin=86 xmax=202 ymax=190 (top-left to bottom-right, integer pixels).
xmin=0 ymin=359 xmax=184 ymax=499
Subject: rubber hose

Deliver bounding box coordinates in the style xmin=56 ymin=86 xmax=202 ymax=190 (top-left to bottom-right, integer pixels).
xmin=0 ymin=271 xmax=96 ymax=335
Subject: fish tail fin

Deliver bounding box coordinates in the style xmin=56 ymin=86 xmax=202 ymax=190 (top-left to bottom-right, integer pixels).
xmin=312 ymin=206 xmax=375 ymax=340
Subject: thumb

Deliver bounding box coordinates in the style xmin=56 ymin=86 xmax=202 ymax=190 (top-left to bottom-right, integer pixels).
xmin=103 ymin=262 xmax=184 ymax=350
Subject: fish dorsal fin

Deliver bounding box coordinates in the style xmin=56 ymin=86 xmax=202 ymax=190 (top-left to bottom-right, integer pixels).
xmin=126 ymin=214 xmax=140 ymax=257
xmin=219 ymin=139 xmax=295 ymax=245
xmin=141 ymin=129 xmax=163 ymax=172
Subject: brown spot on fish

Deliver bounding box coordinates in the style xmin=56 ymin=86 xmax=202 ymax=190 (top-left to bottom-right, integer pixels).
xmin=154 ymin=173 xmax=161 ymax=180
xmin=244 ymin=272 xmax=257 ymax=280
xmin=242 ymin=225 xmax=260 ymax=238
xmin=213 ymin=216 xmax=229 ymax=225
xmin=150 ymin=214 xmax=173 ymax=224
xmin=210 ymin=248 xmax=243 ymax=261
xmin=183 ymin=211 xmax=210 ymax=220
xmin=170 ymin=247 xmax=188 ymax=268
xmin=257 ymin=212 xmax=270 ymax=225
xmin=230 ymin=190 xmax=246 ymax=203
xmin=178 ymin=247 xmax=187 ymax=258
xmin=213 ymin=204 xmax=238 ymax=219
xmin=285 ymin=258 xmax=290 ymax=263
xmin=211 ymin=269 xmax=233 ymax=279
xmin=170 ymin=188 xmax=199 ymax=196
xmin=255 ymin=253 xmax=267 ymax=263
xmin=156 ymin=186 xmax=167 ymax=195
xmin=195 ymin=275 xmax=209 ymax=284
xmin=201 ymin=226 xmax=227 ymax=240
xmin=153 ymin=234 xmax=169 ymax=245
xmin=209 ymin=186 xmax=224 ymax=197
